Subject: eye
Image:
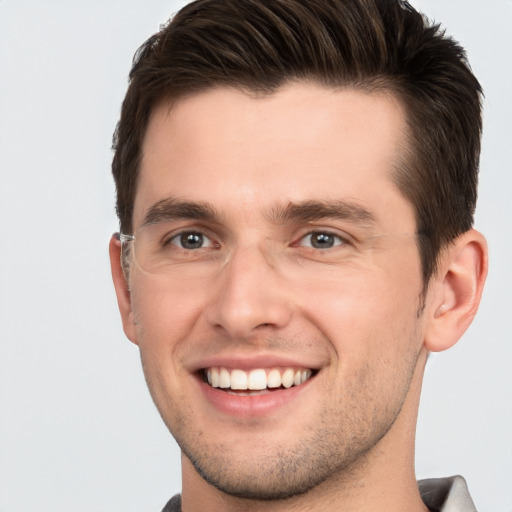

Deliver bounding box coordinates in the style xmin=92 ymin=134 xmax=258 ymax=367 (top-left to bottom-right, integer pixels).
xmin=299 ymin=231 xmax=346 ymax=249
xmin=168 ymin=231 xmax=216 ymax=250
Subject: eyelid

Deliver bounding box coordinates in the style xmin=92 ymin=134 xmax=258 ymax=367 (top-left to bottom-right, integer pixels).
xmin=292 ymin=227 xmax=354 ymax=247
xmin=151 ymin=221 xmax=220 ymax=246
xmin=301 ymin=232 xmax=344 ymax=248
xmin=166 ymin=229 xmax=219 ymax=249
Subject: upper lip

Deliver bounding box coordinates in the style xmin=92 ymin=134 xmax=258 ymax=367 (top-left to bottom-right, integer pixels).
xmin=187 ymin=353 xmax=324 ymax=373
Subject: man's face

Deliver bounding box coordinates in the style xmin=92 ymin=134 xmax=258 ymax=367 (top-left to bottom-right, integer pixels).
xmin=123 ymin=83 xmax=429 ymax=499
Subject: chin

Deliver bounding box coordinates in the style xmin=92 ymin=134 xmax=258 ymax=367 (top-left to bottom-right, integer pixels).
xmin=182 ymin=444 xmax=333 ymax=501
xmin=173 ymin=413 xmax=382 ymax=503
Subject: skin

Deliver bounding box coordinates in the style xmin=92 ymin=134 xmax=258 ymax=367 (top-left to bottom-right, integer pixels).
xmin=110 ymin=83 xmax=487 ymax=511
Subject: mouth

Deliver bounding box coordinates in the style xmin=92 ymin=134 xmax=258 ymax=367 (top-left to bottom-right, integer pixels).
xmin=201 ymin=367 xmax=316 ymax=396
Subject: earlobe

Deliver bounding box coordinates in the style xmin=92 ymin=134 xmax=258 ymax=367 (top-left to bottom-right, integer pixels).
xmin=109 ymin=234 xmax=139 ymax=345
xmin=424 ymin=229 xmax=488 ymax=352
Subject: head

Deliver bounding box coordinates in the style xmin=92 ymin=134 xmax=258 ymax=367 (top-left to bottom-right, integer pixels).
xmin=110 ymin=0 xmax=487 ymax=505
xmin=112 ymin=0 xmax=482 ymax=286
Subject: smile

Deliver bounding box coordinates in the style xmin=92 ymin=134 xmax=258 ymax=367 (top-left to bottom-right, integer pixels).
xmin=204 ymin=367 xmax=314 ymax=392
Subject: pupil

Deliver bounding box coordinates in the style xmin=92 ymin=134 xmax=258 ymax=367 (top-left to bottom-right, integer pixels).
xmin=181 ymin=232 xmax=203 ymax=249
xmin=312 ymin=232 xmax=334 ymax=248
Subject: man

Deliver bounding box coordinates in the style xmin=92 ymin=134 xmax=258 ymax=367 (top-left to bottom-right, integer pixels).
xmin=109 ymin=1 xmax=488 ymax=511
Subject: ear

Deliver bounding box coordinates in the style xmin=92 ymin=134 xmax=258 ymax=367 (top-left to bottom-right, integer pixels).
xmin=109 ymin=234 xmax=139 ymax=345
xmin=424 ymin=229 xmax=488 ymax=352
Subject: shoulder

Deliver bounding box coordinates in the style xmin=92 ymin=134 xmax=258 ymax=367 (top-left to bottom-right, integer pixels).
xmin=161 ymin=494 xmax=182 ymax=512
xmin=418 ymin=475 xmax=477 ymax=512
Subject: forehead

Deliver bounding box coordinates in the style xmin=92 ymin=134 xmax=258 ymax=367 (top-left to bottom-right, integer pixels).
xmin=135 ymin=83 xmax=413 ymax=230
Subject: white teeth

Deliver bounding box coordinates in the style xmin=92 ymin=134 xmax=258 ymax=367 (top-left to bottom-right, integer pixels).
xmin=248 ymin=369 xmax=267 ymax=390
xmin=205 ymin=366 xmax=314 ymax=390
xmin=230 ymin=369 xmax=247 ymax=390
xmin=206 ymin=367 xmax=314 ymax=391
xmin=267 ymin=368 xmax=282 ymax=388
xmin=219 ymin=367 xmax=231 ymax=389
xmin=281 ymin=368 xmax=294 ymax=388
xmin=211 ymin=368 xmax=219 ymax=387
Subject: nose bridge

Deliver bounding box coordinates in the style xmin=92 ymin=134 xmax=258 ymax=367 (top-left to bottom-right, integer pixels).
xmin=207 ymin=241 xmax=291 ymax=338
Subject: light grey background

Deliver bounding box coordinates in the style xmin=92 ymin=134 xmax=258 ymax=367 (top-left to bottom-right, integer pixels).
xmin=0 ymin=1 xmax=510 ymax=511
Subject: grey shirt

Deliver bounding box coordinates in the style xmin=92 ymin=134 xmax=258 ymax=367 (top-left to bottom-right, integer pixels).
xmin=162 ymin=475 xmax=477 ymax=512
xmin=419 ymin=476 xmax=477 ymax=512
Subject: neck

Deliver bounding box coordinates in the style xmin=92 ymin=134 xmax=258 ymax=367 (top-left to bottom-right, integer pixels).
xmin=180 ymin=350 xmax=430 ymax=512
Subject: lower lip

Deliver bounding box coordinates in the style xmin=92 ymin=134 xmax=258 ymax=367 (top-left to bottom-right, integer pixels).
xmin=197 ymin=376 xmax=314 ymax=418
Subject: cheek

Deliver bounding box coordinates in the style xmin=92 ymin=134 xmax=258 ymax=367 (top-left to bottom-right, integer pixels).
xmin=129 ymin=275 xmax=207 ymax=358
xmin=301 ymin=268 xmax=424 ymax=419
xmin=295 ymin=258 xmax=423 ymax=358
xmin=129 ymin=282 xmax=203 ymax=416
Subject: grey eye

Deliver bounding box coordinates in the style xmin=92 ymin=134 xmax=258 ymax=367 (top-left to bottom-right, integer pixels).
xmin=301 ymin=232 xmax=344 ymax=249
xmin=172 ymin=232 xmax=213 ymax=250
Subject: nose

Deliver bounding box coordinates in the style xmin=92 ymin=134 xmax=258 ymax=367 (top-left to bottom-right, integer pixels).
xmin=206 ymin=244 xmax=292 ymax=339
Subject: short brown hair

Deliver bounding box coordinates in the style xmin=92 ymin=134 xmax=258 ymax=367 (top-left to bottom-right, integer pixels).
xmin=112 ymin=0 xmax=483 ymax=283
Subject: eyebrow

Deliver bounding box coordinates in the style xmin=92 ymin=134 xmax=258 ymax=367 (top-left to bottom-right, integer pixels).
xmin=142 ymin=198 xmax=218 ymax=226
xmin=141 ymin=197 xmax=377 ymax=228
xmin=269 ymin=200 xmax=377 ymax=227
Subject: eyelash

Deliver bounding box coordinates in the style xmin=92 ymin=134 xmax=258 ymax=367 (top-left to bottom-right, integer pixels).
xmin=164 ymin=229 xmax=349 ymax=251
xmin=297 ymin=231 xmax=348 ymax=250
xmin=165 ymin=231 xmax=218 ymax=250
